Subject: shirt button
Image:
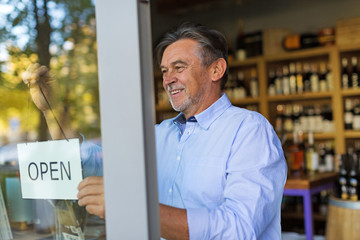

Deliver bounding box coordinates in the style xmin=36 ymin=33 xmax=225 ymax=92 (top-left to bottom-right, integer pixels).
xmin=169 ymin=188 xmax=172 ymax=193
xmin=177 ymin=156 xmax=180 ymax=161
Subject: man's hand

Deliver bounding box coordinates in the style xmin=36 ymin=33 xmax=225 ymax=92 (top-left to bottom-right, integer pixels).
xmin=22 ymin=63 xmax=58 ymax=112
xmin=77 ymin=176 xmax=105 ymax=218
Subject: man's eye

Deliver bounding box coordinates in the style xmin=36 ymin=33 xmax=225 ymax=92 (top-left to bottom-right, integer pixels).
xmin=175 ymin=66 xmax=185 ymax=72
xmin=161 ymin=69 xmax=168 ymax=74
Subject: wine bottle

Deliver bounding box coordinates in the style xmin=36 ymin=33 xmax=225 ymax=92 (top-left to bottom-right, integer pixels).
xmin=292 ymin=104 xmax=301 ymax=131
xmin=225 ymin=73 xmax=234 ymax=99
xmin=275 ymin=67 xmax=283 ymax=95
xmin=319 ymin=62 xmax=328 ymax=92
xmin=324 ymin=141 xmax=334 ymax=172
xmin=353 ymin=100 xmax=360 ymax=130
xmin=284 ymin=104 xmax=294 ymax=133
xmin=283 ymin=33 xmax=319 ymax=51
xmin=322 ymin=104 xmax=334 ymax=132
xmin=249 ymin=68 xmax=259 ymax=97
xmin=267 ymin=69 xmax=276 ymax=96
xmin=310 ymin=63 xmax=319 ymax=92
xmin=306 ymin=132 xmax=319 ymax=173
xmin=326 ymin=62 xmax=333 ymax=91
xmin=289 ymin=63 xmax=297 ymax=94
xmin=303 ymin=63 xmax=311 ymax=92
xmin=275 ymin=104 xmax=285 ymax=133
xmin=234 ymin=71 xmax=247 ymax=99
xmin=344 ymin=98 xmax=354 ymax=130
xmin=314 ymin=104 xmax=323 ymax=132
xmin=289 ymin=128 xmax=305 ymax=174
xmin=307 ymin=106 xmax=316 ymax=133
xmin=282 ymin=65 xmax=290 ymax=95
xmin=342 ymin=57 xmax=350 ymax=89
xmin=351 ymin=56 xmax=359 ymax=88
xmin=338 ymin=153 xmax=348 ymax=200
xmin=348 ymin=150 xmax=359 ymax=201
xmin=318 ymin=143 xmax=326 ymax=173
xmin=296 ymin=62 xmax=304 ymax=94
xmin=299 ymin=105 xmax=308 ymax=133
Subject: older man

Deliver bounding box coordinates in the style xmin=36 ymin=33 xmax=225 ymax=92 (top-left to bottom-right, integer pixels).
xmin=25 ymin=22 xmax=287 ymax=239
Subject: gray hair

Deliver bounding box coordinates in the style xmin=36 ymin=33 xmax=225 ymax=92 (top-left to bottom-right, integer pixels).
xmin=154 ymin=22 xmax=229 ymax=90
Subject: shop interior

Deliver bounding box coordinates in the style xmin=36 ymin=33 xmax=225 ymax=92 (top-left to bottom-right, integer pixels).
xmin=0 ymin=0 xmax=360 ymax=239
xmin=150 ymin=0 xmax=360 ymax=239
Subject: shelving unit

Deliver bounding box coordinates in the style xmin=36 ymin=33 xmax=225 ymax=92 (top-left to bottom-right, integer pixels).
xmin=231 ymin=97 xmax=260 ymax=105
xmin=154 ymin=43 xmax=360 ymax=154
xmin=267 ymin=92 xmax=333 ymax=102
xmin=342 ymin=88 xmax=360 ymax=96
xmin=282 ymin=132 xmax=336 ymax=141
xmin=344 ymin=130 xmax=360 ymax=139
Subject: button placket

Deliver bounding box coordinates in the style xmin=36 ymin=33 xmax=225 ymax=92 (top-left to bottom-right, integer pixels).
xmin=168 ymin=143 xmax=184 ymax=203
xmin=180 ymin=122 xmax=195 ymax=143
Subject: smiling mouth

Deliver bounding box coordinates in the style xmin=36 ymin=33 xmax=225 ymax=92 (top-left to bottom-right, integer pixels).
xmin=169 ymin=89 xmax=183 ymax=95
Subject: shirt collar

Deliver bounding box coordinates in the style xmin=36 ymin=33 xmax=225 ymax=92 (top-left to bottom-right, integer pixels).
xmin=173 ymin=113 xmax=186 ymax=125
xmin=172 ymin=93 xmax=232 ymax=130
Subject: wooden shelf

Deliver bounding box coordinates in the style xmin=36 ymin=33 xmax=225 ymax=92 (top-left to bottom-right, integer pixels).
xmin=282 ymin=132 xmax=335 ymax=141
xmin=344 ymin=130 xmax=360 ymax=139
xmin=341 ymin=88 xmax=360 ymax=97
xmin=285 ymin=172 xmax=338 ymax=189
xmin=230 ymin=97 xmax=259 ymax=105
xmin=337 ymin=43 xmax=360 ymax=53
xmin=313 ymin=132 xmax=336 ymax=139
xmin=265 ymin=46 xmax=334 ymax=62
xmin=229 ymin=56 xmax=263 ymax=68
xmin=282 ymin=212 xmax=327 ymax=221
xmin=267 ymin=91 xmax=333 ymax=102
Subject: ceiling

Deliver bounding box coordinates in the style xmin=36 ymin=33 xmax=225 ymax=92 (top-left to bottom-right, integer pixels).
xmin=156 ymin=0 xmax=242 ymax=15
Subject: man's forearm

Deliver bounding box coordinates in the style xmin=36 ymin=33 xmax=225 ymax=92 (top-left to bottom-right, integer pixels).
xmin=43 ymin=108 xmax=80 ymax=140
xmin=160 ymin=204 xmax=189 ymax=240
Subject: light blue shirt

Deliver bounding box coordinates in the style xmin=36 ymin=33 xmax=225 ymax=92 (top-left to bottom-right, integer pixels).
xmin=80 ymin=135 xmax=103 ymax=178
xmin=156 ymin=94 xmax=287 ymax=239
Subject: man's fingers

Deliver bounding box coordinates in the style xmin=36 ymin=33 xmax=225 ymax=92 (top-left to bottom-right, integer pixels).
xmin=78 ymin=194 xmax=104 ymax=206
xmin=78 ymin=176 xmax=103 ymax=190
xmin=22 ymin=71 xmax=31 ymax=84
xmin=77 ymin=194 xmax=105 ymax=218
xmin=84 ymin=204 xmax=105 ymax=219
xmin=77 ymin=184 xmax=104 ymax=199
xmin=77 ymin=176 xmax=104 ymax=199
xmin=77 ymin=176 xmax=105 ymax=219
xmin=22 ymin=64 xmax=52 ymax=86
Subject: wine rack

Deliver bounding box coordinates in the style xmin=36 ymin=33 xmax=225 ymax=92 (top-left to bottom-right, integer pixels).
xmin=154 ymin=43 xmax=360 ymax=155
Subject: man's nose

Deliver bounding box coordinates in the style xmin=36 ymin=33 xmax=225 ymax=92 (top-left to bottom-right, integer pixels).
xmin=163 ymin=70 xmax=176 ymax=85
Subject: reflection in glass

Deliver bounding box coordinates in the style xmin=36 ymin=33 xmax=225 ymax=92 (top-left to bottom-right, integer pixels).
xmin=0 ymin=0 xmax=104 ymax=239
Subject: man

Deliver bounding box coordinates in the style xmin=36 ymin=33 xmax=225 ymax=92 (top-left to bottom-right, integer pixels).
xmin=24 ymin=23 xmax=287 ymax=239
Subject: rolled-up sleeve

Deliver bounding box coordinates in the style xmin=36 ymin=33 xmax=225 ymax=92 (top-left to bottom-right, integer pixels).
xmin=187 ymin=114 xmax=287 ymax=239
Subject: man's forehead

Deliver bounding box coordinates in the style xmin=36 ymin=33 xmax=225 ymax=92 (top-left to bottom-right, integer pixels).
xmin=160 ymin=60 xmax=187 ymax=69
xmin=161 ymin=39 xmax=201 ymax=66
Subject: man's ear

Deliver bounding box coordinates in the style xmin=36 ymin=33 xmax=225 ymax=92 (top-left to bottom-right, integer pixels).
xmin=209 ymin=58 xmax=227 ymax=82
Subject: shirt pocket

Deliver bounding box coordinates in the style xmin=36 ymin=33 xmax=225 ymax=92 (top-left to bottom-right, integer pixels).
xmin=182 ymin=160 xmax=225 ymax=207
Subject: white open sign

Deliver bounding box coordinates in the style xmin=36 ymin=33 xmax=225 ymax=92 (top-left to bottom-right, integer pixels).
xmin=17 ymin=139 xmax=83 ymax=199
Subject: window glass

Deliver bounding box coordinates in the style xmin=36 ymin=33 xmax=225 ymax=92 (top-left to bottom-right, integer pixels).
xmin=0 ymin=1 xmax=105 ymax=239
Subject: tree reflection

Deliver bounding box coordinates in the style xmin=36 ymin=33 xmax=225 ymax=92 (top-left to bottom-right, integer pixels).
xmin=0 ymin=0 xmax=100 ymax=144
